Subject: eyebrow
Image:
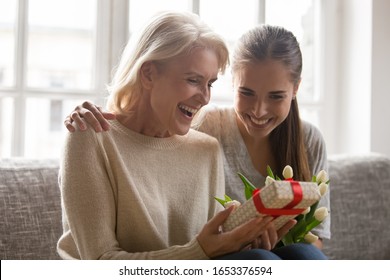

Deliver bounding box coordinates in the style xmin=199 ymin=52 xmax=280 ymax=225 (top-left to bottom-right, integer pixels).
xmin=239 ymin=87 xmax=287 ymax=95
xmin=184 ymin=72 xmax=218 ymax=82
xmin=269 ymin=90 xmax=287 ymax=95
xmin=238 ymin=86 xmax=255 ymax=92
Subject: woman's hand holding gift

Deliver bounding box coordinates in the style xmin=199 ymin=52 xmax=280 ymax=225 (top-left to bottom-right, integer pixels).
xmin=250 ymin=219 xmax=297 ymax=250
xmin=196 ymin=206 xmax=274 ymax=258
xmin=214 ymin=165 xmax=330 ymax=248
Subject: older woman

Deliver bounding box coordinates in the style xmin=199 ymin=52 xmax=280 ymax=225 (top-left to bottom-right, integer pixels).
xmin=57 ymin=11 xmax=277 ymax=260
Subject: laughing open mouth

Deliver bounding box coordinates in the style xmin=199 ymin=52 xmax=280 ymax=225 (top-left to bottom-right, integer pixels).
xmin=178 ymin=104 xmax=198 ymax=118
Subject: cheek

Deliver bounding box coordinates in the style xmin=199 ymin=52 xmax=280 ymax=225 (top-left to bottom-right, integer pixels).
xmin=277 ymin=101 xmax=292 ymax=119
xmin=234 ymin=94 xmax=248 ymax=112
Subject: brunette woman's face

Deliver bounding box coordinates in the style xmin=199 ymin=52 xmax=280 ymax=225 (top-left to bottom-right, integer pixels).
xmin=146 ymin=47 xmax=219 ymax=137
xmin=233 ymin=59 xmax=299 ymax=140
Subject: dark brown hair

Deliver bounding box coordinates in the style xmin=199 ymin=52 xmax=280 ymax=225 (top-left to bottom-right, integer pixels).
xmin=232 ymin=24 xmax=310 ymax=180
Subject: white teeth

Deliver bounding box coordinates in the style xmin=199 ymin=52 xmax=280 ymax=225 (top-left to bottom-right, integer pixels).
xmin=178 ymin=104 xmax=198 ymax=114
xmin=250 ymin=117 xmax=269 ymax=125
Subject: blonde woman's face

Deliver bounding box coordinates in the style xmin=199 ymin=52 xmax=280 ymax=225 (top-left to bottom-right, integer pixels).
xmin=233 ymin=59 xmax=298 ymax=140
xmin=148 ymin=48 xmax=219 ymax=137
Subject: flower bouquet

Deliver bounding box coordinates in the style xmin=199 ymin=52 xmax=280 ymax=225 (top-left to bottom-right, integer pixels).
xmin=215 ymin=165 xmax=329 ymax=246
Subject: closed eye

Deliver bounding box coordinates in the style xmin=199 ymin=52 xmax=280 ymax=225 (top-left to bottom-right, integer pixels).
xmin=187 ymin=78 xmax=199 ymax=84
xmin=269 ymin=91 xmax=287 ymax=100
xmin=208 ymin=78 xmax=218 ymax=88
xmin=238 ymin=87 xmax=255 ymax=97
xmin=270 ymin=94 xmax=284 ymax=100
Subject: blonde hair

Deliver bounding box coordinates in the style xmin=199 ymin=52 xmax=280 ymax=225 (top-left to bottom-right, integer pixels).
xmin=107 ymin=11 xmax=229 ymax=115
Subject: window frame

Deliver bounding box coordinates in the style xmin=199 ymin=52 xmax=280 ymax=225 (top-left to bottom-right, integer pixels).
xmin=1 ymin=0 xmax=326 ymax=157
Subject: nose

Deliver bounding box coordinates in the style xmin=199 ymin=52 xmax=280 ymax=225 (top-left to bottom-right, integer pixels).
xmin=252 ymin=98 xmax=267 ymax=118
xmin=197 ymin=85 xmax=211 ymax=106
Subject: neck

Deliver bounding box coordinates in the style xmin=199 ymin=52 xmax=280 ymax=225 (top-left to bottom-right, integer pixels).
xmin=236 ymin=115 xmax=276 ymax=176
xmin=117 ymin=92 xmax=171 ymax=138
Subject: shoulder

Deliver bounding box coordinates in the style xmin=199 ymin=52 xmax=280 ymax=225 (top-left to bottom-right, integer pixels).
xmin=63 ymin=121 xmax=120 ymax=157
xmin=202 ymin=104 xmax=234 ymax=121
xmin=64 ymin=123 xmax=99 ymax=147
xmin=185 ymin=129 xmax=222 ymax=160
xmin=187 ymin=129 xmax=219 ymax=147
xmin=301 ymin=120 xmax=328 ymax=172
xmin=302 ymin=120 xmax=326 ymax=146
xmin=196 ymin=105 xmax=235 ymax=137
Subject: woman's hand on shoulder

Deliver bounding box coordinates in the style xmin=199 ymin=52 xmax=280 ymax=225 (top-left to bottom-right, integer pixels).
xmin=64 ymin=101 xmax=116 ymax=133
xmin=196 ymin=207 xmax=273 ymax=258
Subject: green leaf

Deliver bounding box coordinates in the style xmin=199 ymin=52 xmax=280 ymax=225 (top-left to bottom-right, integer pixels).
xmin=275 ymin=175 xmax=282 ymax=181
xmin=305 ymin=201 xmax=319 ymax=222
xmin=224 ymin=194 xmax=232 ymax=202
xmin=214 ymin=196 xmax=227 ymax=206
xmin=287 ymin=218 xmax=307 ymax=240
xmin=266 ymin=165 xmax=275 ymax=179
xmin=295 ymin=214 xmax=304 ymax=223
xmin=281 ymin=232 xmax=295 ymax=246
xmin=312 ymin=175 xmax=317 ymax=182
xmin=237 ymin=172 xmax=257 ymax=200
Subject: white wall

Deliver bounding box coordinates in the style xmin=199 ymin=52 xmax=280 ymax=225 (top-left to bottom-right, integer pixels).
xmin=327 ymin=0 xmax=372 ymax=155
xmin=371 ymin=0 xmax=390 ymax=157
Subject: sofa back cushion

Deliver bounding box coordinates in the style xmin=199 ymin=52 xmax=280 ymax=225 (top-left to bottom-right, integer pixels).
xmin=0 ymin=158 xmax=61 ymax=259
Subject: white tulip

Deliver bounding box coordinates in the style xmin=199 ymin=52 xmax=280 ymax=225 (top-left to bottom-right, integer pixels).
xmin=314 ymin=207 xmax=329 ymax=222
xmin=318 ymin=182 xmax=328 ymax=196
xmin=282 ymin=165 xmax=294 ymax=179
xmin=304 ymin=232 xmax=319 ymax=243
xmin=302 ymin=207 xmax=311 ymax=215
xmin=316 ymin=170 xmax=328 ymax=184
xmin=224 ymin=200 xmax=241 ymax=209
xmin=265 ymin=176 xmax=276 ymax=186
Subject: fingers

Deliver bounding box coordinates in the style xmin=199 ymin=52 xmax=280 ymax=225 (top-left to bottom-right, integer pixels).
xmin=79 ymin=104 xmax=110 ymax=132
xmin=229 ymin=216 xmax=273 ymax=248
xmin=64 ymin=115 xmax=76 ymax=132
xmin=197 ymin=210 xmax=273 ymax=258
xmin=92 ymin=105 xmax=116 ymax=131
xmin=259 ymin=222 xmax=279 ymax=251
xmin=65 ymin=101 xmax=115 ymax=133
xmin=277 ymin=219 xmax=297 ymax=241
xmin=261 ymin=230 xmax=271 ymax=251
xmin=204 ymin=206 xmax=235 ymax=234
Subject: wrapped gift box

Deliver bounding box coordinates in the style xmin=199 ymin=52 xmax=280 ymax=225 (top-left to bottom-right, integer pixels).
xmin=223 ymin=180 xmax=321 ymax=232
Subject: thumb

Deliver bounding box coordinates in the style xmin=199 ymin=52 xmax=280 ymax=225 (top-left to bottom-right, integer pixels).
xmin=207 ymin=206 xmax=235 ymax=231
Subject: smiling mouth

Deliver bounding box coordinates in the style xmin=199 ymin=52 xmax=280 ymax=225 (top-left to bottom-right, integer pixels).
xmin=250 ymin=116 xmax=271 ymax=126
xmin=178 ymin=104 xmax=199 ymax=118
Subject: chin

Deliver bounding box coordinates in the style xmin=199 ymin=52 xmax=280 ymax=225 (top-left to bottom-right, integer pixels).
xmin=174 ymin=125 xmax=191 ymax=136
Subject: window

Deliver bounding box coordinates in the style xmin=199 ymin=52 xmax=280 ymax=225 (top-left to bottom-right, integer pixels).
xmin=0 ymin=0 xmax=322 ymax=158
xmin=0 ymin=0 xmax=109 ymax=158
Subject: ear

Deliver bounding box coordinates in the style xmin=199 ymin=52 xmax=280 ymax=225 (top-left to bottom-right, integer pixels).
xmin=293 ymin=79 xmax=301 ymax=99
xmin=140 ymin=61 xmax=156 ymax=90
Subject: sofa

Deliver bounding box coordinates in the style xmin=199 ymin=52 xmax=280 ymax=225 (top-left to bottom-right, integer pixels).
xmin=1 ymin=153 xmax=390 ymax=260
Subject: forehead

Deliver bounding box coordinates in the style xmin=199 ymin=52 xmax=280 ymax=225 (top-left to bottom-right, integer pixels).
xmin=235 ymin=59 xmax=293 ymax=87
xmin=166 ymin=48 xmax=220 ymax=78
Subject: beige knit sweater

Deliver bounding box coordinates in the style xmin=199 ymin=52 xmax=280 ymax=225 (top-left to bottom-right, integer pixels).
xmin=57 ymin=120 xmax=225 ymax=259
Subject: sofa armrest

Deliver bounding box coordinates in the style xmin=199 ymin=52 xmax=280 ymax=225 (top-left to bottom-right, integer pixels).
xmin=323 ymin=153 xmax=390 ymax=259
xmin=0 ymin=158 xmax=61 ymax=260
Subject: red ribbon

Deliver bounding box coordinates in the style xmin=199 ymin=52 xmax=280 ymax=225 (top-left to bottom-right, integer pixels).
xmin=252 ymin=180 xmax=305 ymax=216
